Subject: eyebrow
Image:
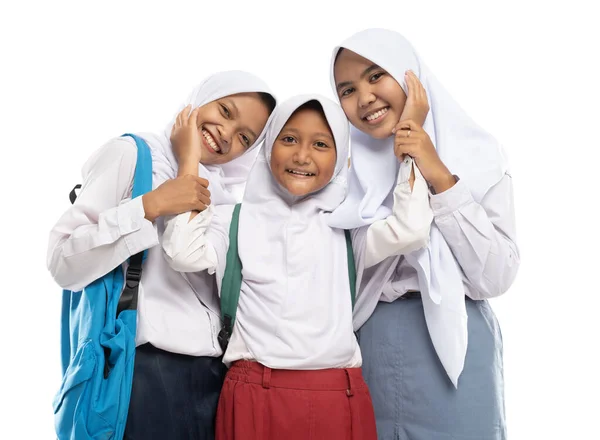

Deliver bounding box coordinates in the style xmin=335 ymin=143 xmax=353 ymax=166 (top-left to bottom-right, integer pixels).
xmin=282 ymin=127 xmax=334 ymax=142
xmin=225 ymin=98 xmax=258 ymax=141
xmin=336 ymin=64 xmax=382 ymax=91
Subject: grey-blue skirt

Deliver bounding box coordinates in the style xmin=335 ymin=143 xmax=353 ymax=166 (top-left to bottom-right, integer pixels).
xmin=358 ymin=295 xmax=506 ymax=440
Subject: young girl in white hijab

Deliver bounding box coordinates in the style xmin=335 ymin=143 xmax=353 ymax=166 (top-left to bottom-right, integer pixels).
xmin=47 ymin=71 xmax=276 ymax=440
xmin=329 ymin=28 xmax=519 ymax=440
xmin=161 ymin=94 xmax=432 ymax=439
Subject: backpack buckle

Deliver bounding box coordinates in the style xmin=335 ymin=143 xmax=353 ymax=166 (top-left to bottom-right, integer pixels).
xmin=218 ymin=315 xmax=233 ymax=352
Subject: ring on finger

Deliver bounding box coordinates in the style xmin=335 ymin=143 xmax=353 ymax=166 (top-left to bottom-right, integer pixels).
xmin=406 ymin=129 xmax=411 ymax=138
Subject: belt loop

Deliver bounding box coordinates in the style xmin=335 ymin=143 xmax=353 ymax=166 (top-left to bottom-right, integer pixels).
xmin=344 ymin=369 xmax=354 ymax=397
xmin=262 ymin=365 xmax=272 ymax=389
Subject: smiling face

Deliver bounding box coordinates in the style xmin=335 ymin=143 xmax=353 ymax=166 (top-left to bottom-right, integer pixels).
xmin=334 ymin=49 xmax=407 ymax=140
xmin=194 ymin=92 xmax=272 ymax=165
xmin=270 ymin=103 xmax=337 ymax=197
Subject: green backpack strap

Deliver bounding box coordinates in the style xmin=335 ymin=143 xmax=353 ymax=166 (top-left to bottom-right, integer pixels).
xmin=218 ymin=203 xmax=243 ymax=352
xmin=344 ymin=229 xmax=357 ymax=309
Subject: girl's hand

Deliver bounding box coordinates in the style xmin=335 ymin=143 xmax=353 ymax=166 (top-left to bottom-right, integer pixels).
xmin=394 ymin=70 xmax=429 ymax=130
xmin=394 ymin=120 xmax=456 ymax=194
xmin=142 ymin=175 xmax=211 ymax=222
xmin=170 ymin=104 xmax=202 ymax=167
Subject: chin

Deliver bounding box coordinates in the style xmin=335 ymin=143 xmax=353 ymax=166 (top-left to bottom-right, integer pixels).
xmin=357 ymin=125 xmax=388 ymax=140
xmin=285 ymin=187 xmax=311 ymax=197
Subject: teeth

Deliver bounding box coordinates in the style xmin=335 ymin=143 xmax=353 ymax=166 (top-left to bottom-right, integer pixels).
xmin=365 ymin=107 xmax=389 ymax=121
xmin=202 ymin=129 xmax=221 ymax=152
xmin=287 ymin=169 xmax=315 ymax=176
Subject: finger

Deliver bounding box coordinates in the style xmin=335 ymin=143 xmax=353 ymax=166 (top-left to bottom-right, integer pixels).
xmin=197 ymin=193 xmax=211 ymax=207
xmin=395 ymin=131 xmax=411 ymax=144
xmin=395 ymin=119 xmax=421 ymax=132
xmin=393 ymin=116 xmax=422 ymax=134
xmin=177 ymin=105 xmax=191 ymax=127
xmin=394 ymin=139 xmax=419 ymax=157
xmin=197 ymin=186 xmax=211 ymax=199
xmin=194 ymin=177 xmax=210 ymax=187
xmin=410 ymin=71 xmax=427 ymax=102
xmin=394 ymin=143 xmax=413 ymax=162
xmin=194 ymin=202 xmax=209 ymax=212
xmin=406 ymin=70 xmax=422 ymax=97
xmin=392 ymin=117 xmax=410 ymax=134
xmin=405 ymin=70 xmax=416 ymax=99
xmin=188 ymin=107 xmax=200 ymax=125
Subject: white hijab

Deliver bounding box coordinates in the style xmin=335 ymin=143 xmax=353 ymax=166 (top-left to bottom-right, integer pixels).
xmin=327 ymin=28 xmax=508 ymax=386
xmin=231 ymin=95 xmax=355 ymax=368
xmin=140 ymin=70 xmax=275 ymax=204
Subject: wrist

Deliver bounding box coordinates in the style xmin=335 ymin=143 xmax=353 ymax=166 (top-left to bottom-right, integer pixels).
xmin=177 ymin=158 xmax=200 ymax=177
xmin=142 ymin=193 xmax=161 ymax=222
xmin=429 ymin=171 xmax=456 ymax=194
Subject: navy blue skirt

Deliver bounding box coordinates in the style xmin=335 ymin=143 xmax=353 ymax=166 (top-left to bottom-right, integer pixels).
xmin=124 ymin=344 xmax=227 ymax=440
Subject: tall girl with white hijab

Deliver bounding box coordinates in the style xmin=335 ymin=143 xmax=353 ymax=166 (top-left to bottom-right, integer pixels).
xmin=161 ymin=94 xmax=432 ymax=439
xmin=47 ymin=71 xmax=276 ymax=440
xmin=329 ymin=29 xmax=519 ymax=439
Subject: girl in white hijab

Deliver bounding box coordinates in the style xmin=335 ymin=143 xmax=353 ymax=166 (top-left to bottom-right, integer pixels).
xmin=47 ymin=71 xmax=276 ymax=440
xmin=161 ymin=94 xmax=431 ymax=439
xmin=329 ymin=29 xmax=519 ymax=440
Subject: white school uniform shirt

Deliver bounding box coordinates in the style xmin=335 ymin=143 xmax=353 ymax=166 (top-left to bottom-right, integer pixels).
xmin=326 ymin=28 xmax=520 ymax=387
xmin=162 ymin=95 xmax=432 ymax=370
xmin=47 ymin=71 xmax=275 ymax=356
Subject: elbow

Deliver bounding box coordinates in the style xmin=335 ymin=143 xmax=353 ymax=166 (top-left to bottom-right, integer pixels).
xmin=403 ymin=224 xmax=432 ymax=255
xmin=165 ymin=256 xmax=203 ymax=273
xmin=47 ymin=256 xmax=86 ymax=292
xmin=162 ymin=248 xmax=214 ymax=273
xmin=414 ymin=224 xmax=432 ymax=251
xmin=467 ymin=253 xmax=520 ymax=300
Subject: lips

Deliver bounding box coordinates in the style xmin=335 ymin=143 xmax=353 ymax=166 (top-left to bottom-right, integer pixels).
xmin=361 ymin=106 xmax=390 ymax=125
xmin=286 ymin=168 xmax=316 ymax=177
xmin=201 ymin=128 xmax=222 ymax=154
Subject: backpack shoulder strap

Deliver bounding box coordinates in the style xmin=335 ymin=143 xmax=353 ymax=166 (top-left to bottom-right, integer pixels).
xmin=117 ymin=133 xmax=153 ymax=315
xmin=344 ymin=229 xmax=356 ymax=309
xmin=218 ymin=203 xmax=243 ymax=351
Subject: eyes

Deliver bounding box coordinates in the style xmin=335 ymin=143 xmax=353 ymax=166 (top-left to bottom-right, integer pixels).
xmin=339 ymin=71 xmax=386 ymax=98
xmin=220 ymin=104 xmax=231 ymax=118
xmin=220 ymin=102 xmax=252 ymax=148
xmin=240 ymin=134 xmax=251 ymax=148
xmin=280 ymin=136 xmax=330 ymax=149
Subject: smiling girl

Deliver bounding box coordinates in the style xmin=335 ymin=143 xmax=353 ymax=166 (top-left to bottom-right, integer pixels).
xmin=47 ymin=71 xmax=276 ymax=440
xmin=161 ymin=94 xmax=432 ymax=439
xmin=328 ymin=29 xmax=518 ymax=440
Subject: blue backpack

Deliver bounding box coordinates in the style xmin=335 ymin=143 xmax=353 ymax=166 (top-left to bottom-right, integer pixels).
xmin=53 ymin=134 xmax=152 ymax=440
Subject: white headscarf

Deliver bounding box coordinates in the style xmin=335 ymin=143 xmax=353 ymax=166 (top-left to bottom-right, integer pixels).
xmin=229 ymin=94 xmax=356 ymax=368
xmin=327 ymin=28 xmax=508 ymax=386
xmin=140 ymin=70 xmax=275 ymax=204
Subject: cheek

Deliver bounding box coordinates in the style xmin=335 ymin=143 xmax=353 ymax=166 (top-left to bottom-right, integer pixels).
xmin=195 ymin=108 xmax=213 ymax=126
xmin=384 ymin=83 xmax=407 ymax=111
xmin=341 ymin=99 xmax=360 ymax=124
xmin=320 ymin=154 xmax=337 ymax=181
xmin=269 ymin=148 xmax=286 ymax=172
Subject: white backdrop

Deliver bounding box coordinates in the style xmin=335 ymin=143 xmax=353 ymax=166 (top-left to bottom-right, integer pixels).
xmin=1 ymin=0 xmax=598 ymax=438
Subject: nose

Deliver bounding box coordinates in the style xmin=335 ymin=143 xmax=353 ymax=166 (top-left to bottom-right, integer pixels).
xmin=293 ymin=143 xmax=311 ymax=165
xmin=358 ymin=87 xmax=376 ymax=109
xmin=217 ymin=125 xmax=232 ymax=154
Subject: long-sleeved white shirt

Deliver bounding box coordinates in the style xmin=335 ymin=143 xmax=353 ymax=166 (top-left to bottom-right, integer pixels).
xmin=380 ymin=172 xmax=519 ymax=302
xmin=161 ymin=159 xmax=432 ymax=368
xmin=47 ymin=137 xmax=223 ymax=357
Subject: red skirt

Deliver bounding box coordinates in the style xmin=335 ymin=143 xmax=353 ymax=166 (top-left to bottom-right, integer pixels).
xmin=216 ymin=360 xmax=377 ymax=440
